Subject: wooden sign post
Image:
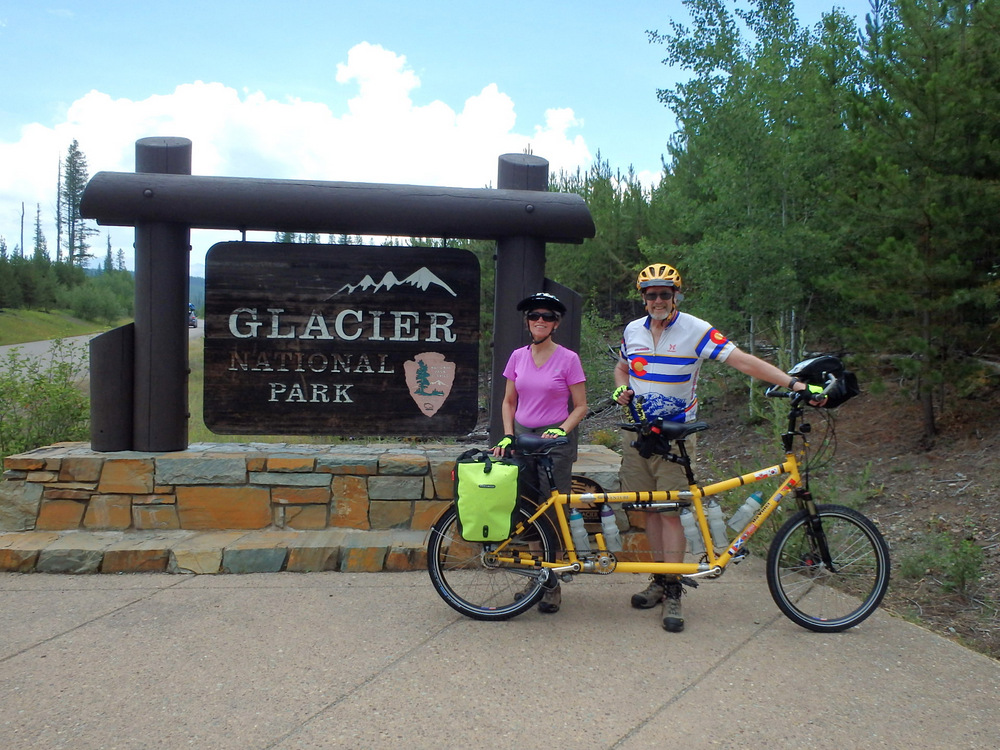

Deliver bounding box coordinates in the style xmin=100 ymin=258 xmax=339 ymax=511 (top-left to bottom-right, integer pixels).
xmin=80 ymin=138 xmax=595 ymax=450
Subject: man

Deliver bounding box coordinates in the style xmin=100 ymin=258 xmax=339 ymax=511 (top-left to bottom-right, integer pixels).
xmin=613 ymin=263 xmax=819 ymax=632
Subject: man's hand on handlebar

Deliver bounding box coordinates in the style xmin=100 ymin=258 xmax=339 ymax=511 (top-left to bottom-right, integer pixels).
xmin=802 ymin=383 xmax=829 ymax=407
xmin=769 ymin=378 xmax=832 ymax=407
xmin=613 ymin=384 xmax=633 ymax=405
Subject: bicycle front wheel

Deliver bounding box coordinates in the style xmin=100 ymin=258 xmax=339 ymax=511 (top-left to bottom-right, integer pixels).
xmin=426 ymin=501 xmax=559 ymax=621
xmin=766 ymin=504 xmax=890 ymax=632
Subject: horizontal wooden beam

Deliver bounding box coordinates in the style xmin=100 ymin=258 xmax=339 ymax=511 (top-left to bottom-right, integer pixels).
xmin=80 ymin=172 xmax=595 ymax=244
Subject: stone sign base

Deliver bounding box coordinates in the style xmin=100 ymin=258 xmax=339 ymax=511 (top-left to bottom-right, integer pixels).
xmin=1 ymin=442 xmax=647 ymax=574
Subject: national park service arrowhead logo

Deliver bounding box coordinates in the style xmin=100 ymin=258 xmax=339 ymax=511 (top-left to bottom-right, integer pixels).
xmin=403 ymin=352 xmax=455 ymax=417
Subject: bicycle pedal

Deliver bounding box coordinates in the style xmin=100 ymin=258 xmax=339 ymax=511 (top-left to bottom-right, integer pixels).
xmin=731 ymin=549 xmax=750 ymax=564
xmin=559 ymin=573 xmax=575 ymax=583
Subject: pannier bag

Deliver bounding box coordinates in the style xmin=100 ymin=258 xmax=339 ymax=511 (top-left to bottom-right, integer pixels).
xmin=453 ymin=448 xmax=521 ymax=542
xmin=789 ymin=355 xmax=860 ymax=408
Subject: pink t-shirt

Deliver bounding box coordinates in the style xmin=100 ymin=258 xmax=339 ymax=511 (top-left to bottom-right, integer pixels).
xmin=503 ymin=345 xmax=586 ymax=429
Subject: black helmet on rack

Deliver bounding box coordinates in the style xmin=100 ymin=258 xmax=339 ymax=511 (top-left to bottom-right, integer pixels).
xmin=788 ymin=355 xmax=861 ymax=408
xmin=516 ymin=292 xmax=567 ymax=316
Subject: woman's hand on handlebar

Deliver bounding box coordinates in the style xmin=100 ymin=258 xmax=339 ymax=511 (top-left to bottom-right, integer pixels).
xmin=492 ymin=434 xmax=514 ymax=457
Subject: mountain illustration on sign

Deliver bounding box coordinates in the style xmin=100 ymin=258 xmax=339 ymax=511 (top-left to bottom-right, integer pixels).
xmin=330 ymin=267 xmax=457 ymax=297
xmin=403 ymin=352 xmax=455 ymax=417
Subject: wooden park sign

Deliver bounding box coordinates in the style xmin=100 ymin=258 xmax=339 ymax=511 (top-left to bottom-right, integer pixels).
xmin=204 ymin=242 xmax=480 ymax=435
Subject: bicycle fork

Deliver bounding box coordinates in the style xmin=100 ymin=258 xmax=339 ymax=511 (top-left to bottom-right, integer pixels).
xmin=798 ymin=489 xmax=837 ymax=571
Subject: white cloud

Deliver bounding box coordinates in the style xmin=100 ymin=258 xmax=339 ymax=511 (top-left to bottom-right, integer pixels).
xmin=0 ymin=42 xmax=592 ymax=269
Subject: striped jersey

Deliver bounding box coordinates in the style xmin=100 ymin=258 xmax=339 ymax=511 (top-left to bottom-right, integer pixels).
xmin=619 ymin=311 xmax=735 ymax=423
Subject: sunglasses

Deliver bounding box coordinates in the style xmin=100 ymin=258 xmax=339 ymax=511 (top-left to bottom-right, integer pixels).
xmin=643 ymin=291 xmax=675 ymax=301
xmin=526 ymin=311 xmax=559 ymax=322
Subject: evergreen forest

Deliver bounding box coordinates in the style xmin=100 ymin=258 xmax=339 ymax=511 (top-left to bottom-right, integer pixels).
xmin=544 ymin=0 xmax=1000 ymax=443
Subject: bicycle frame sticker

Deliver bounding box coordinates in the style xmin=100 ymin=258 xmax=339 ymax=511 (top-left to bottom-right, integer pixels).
xmin=753 ymin=466 xmax=782 ymax=480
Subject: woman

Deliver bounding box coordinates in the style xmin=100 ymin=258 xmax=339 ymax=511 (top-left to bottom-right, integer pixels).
xmin=492 ymin=292 xmax=588 ymax=613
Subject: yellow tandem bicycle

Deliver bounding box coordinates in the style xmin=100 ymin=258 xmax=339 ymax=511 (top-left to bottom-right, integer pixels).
xmin=427 ymin=362 xmax=890 ymax=633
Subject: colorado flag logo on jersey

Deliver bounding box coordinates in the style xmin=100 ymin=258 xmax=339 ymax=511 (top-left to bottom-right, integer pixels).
xmin=696 ymin=328 xmax=730 ymax=359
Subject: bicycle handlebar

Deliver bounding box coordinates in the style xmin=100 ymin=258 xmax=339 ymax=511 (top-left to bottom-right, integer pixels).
xmin=765 ymin=373 xmax=838 ymax=404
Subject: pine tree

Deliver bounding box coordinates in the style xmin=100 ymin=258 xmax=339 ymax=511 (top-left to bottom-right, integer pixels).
xmin=846 ymin=0 xmax=1000 ymax=441
xmin=33 ymin=204 xmax=48 ymax=259
xmin=104 ymin=235 xmax=114 ymax=272
xmin=60 ymin=140 xmax=96 ymax=266
xmin=55 ymin=160 xmax=63 ymax=263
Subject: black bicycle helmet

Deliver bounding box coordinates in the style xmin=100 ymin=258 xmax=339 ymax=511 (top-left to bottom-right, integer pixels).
xmin=788 ymin=355 xmax=861 ymax=408
xmin=516 ymin=292 xmax=567 ymax=315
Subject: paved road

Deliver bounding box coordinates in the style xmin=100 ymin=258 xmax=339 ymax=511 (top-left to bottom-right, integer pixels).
xmin=0 ymin=324 xmax=204 ymax=376
xmin=1 ymin=557 xmax=997 ymax=749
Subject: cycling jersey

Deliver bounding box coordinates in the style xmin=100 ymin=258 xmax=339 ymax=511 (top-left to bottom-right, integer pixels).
xmin=619 ymin=311 xmax=735 ymax=422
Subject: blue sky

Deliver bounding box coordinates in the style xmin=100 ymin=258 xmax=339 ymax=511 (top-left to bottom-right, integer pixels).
xmin=0 ymin=0 xmax=873 ymax=274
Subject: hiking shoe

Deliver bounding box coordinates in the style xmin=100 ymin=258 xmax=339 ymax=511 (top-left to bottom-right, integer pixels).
xmin=661 ymin=577 xmax=685 ymax=632
xmin=538 ymin=582 xmax=562 ymax=614
xmin=631 ymin=574 xmax=667 ymax=609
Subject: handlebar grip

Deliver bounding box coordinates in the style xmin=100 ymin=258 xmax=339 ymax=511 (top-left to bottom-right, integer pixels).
xmin=766 ymin=374 xmax=839 ymax=402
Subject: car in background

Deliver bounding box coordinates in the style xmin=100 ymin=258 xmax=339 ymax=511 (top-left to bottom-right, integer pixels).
xmin=188 ymin=303 xmax=198 ymax=328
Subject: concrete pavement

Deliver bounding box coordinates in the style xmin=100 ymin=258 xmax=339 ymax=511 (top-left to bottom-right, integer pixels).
xmin=1 ymin=556 xmax=996 ymax=749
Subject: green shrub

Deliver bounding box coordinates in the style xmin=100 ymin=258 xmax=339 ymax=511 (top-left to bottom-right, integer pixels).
xmin=58 ymin=284 xmax=125 ymax=325
xmin=898 ymin=530 xmax=985 ymax=598
xmin=0 ymin=340 xmax=89 ymax=458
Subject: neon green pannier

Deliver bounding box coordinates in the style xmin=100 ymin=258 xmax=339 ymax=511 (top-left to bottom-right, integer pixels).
xmin=453 ymin=449 xmax=521 ymax=542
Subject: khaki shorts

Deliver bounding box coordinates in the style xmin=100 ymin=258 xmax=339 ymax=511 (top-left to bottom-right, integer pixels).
xmin=619 ymin=430 xmax=698 ymax=516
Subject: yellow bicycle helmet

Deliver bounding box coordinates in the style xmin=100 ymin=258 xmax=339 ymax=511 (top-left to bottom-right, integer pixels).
xmin=636 ymin=263 xmax=683 ymax=291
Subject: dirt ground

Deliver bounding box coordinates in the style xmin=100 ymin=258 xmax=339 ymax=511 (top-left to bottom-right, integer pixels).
xmin=577 ymin=378 xmax=1000 ymax=661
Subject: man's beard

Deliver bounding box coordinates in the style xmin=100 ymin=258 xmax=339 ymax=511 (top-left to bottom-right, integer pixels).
xmin=649 ymin=309 xmax=671 ymax=321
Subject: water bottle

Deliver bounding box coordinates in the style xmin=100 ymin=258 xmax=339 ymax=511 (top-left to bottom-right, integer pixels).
xmin=728 ymin=491 xmax=764 ymax=531
xmin=679 ymin=507 xmax=705 ymax=555
xmin=568 ymin=507 xmax=590 ymax=553
xmin=599 ymin=504 xmax=623 ymax=552
xmin=706 ymin=499 xmax=729 ymax=548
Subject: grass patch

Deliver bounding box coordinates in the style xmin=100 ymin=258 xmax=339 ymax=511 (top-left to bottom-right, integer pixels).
xmin=0 ymin=309 xmax=119 ymax=346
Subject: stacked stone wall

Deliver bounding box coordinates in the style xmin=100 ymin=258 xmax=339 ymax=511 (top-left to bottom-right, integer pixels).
xmin=1 ymin=442 xmax=631 ymax=574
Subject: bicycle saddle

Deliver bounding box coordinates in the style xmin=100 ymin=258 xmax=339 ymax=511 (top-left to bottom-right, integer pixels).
xmin=653 ymin=420 xmax=709 ymax=440
xmin=620 ymin=419 xmax=710 ymax=440
xmin=515 ymin=434 xmax=570 ymax=454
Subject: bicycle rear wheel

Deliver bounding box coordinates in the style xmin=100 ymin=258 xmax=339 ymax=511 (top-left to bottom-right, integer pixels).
xmin=766 ymin=504 xmax=890 ymax=632
xmin=426 ymin=500 xmax=559 ymax=621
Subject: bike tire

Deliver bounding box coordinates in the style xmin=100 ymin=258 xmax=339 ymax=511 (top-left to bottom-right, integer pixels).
xmin=427 ymin=501 xmax=559 ymax=621
xmin=766 ymin=504 xmax=890 ymax=633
